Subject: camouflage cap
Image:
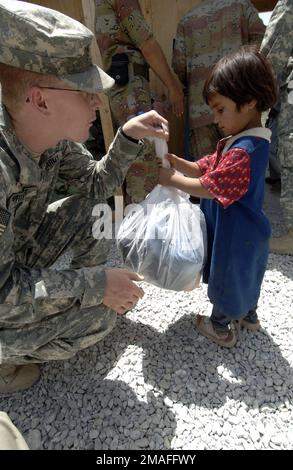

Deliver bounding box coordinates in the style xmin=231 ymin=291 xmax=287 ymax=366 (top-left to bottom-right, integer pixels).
xmin=0 ymin=0 xmax=114 ymax=94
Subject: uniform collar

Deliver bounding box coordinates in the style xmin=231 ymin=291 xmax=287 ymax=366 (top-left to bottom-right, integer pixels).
xmin=222 ymin=127 xmax=272 ymax=154
xmin=0 ymin=105 xmax=45 ymax=162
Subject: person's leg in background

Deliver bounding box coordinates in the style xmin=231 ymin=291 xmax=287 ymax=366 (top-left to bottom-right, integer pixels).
xmin=265 ymin=103 xmax=281 ymax=191
xmin=109 ymin=76 xmax=159 ymax=204
xmin=124 ymin=138 xmax=159 ymax=204
xmin=270 ymin=87 xmax=293 ymax=255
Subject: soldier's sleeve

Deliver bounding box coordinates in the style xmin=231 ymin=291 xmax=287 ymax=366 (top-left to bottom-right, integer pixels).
xmin=56 ymin=128 xmax=144 ymax=200
xmin=0 ymin=173 xmax=107 ymax=325
xmin=172 ymin=19 xmax=187 ymax=87
xmin=244 ymin=0 xmax=266 ymax=45
xmin=260 ymin=0 xmax=293 ymax=82
xmin=116 ymin=0 xmax=153 ymax=48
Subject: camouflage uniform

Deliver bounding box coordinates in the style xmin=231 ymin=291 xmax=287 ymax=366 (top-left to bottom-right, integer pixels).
xmin=95 ymin=0 xmax=159 ymax=203
xmin=172 ymin=0 xmax=265 ymax=160
xmin=0 ymin=107 xmax=144 ymax=364
xmin=0 ymin=1 xmax=144 ymax=364
xmin=261 ymin=0 xmax=293 ymax=230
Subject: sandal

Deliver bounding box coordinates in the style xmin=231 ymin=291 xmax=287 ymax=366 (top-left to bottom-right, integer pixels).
xmin=240 ymin=318 xmax=261 ymax=331
xmin=195 ymin=314 xmax=237 ymax=348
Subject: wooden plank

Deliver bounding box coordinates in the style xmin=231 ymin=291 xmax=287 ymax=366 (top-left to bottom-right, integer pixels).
xmin=80 ymin=0 xmax=122 ymax=201
xmin=81 ymin=0 xmax=115 ymax=151
xmin=28 ymin=0 xmax=84 ymax=22
xmin=141 ymin=0 xmax=152 ymax=22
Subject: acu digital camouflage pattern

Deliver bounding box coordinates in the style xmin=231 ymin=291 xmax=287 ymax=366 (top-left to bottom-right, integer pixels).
xmin=0 ymin=0 xmax=114 ymax=93
xmin=261 ymin=0 xmax=293 ymax=229
xmin=96 ymin=0 xmax=159 ymax=203
xmin=172 ymin=0 xmax=265 ymax=133
xmin=0 ymin=107 xmax=144 ymax=363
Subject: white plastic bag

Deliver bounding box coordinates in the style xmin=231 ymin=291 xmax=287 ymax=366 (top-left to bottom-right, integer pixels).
xmin=117 ymin=128 xmax=207 ymax=291
xmin=117 ymin=185 xmax=207 ymax=291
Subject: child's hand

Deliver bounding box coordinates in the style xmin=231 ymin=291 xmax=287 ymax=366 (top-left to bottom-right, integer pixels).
xmin=165 ymin=153 xmax=180 ymax=169
xmin=159 ymin=167 xmax=176 ymax=186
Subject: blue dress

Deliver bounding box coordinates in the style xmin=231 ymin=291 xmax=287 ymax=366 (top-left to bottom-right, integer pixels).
xmin=200 ymin=130 xmax=271 ymax=318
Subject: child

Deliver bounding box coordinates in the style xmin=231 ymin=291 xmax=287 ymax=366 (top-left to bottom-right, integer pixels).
xmin=159 ymin=47 xmax=277 ymax=348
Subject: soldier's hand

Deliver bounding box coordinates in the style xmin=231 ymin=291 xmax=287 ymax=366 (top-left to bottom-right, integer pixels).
xmin=103 ymin=268 xmax=144 ymax=315
xmin=122 ymin=110 xmax=169 ymax=141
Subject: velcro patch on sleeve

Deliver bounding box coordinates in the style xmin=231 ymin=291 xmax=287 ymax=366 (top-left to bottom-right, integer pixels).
xmin=0 ymin=207 xmax=10 ymax=236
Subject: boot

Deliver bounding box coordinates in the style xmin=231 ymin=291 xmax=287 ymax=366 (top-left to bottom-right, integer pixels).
xmin=270 ymin=229 xmax=293 ymax=256
xmin=0 ymin=364 xmax=40 ymax=394
xmin=0 ymin=412 xmax=29 ymax=449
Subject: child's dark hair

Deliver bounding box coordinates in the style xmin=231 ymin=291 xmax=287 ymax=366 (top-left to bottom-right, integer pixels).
xmin=203 ymin=46 xmax=278 ymax=112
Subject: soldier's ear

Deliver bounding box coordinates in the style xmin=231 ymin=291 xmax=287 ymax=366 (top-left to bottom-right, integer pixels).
xmin=28 ymin=87 xmax=50 ymax=116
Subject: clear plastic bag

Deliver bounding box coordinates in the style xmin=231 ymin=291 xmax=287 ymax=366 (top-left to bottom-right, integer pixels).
xmin=117 ymin=185 xmax=207 ymax=291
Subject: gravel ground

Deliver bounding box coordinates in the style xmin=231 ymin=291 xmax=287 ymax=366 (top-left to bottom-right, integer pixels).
xmin=0 ymin=187 xmax=292 ymax=450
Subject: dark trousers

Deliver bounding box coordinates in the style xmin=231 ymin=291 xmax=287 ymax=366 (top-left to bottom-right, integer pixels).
xmin=211 ymin=305 xmax=258 ymax=333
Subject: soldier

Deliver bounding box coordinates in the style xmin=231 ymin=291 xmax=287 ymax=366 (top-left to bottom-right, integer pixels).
xmin=0 ymin=0 xmax=168 ymax=394
xmin=172 ymin=0 xmax=265 ymax=161
xmin=261 ymin=0 xmax=293 ymax=255
xmin=95 ymin=0 xmax=183 ymax=204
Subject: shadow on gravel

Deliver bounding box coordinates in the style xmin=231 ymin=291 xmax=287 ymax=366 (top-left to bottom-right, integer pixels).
xmin=1 ymin=313 xmax=291 ymax=449
xmin=0 ymin=322 xmax=177 ymax=450
xmin=118 ymin=315 xmax=293 ymax=412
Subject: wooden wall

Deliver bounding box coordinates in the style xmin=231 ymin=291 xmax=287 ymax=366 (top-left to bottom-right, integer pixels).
xmin=28 ymin=0 xmax=84 ymax=22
